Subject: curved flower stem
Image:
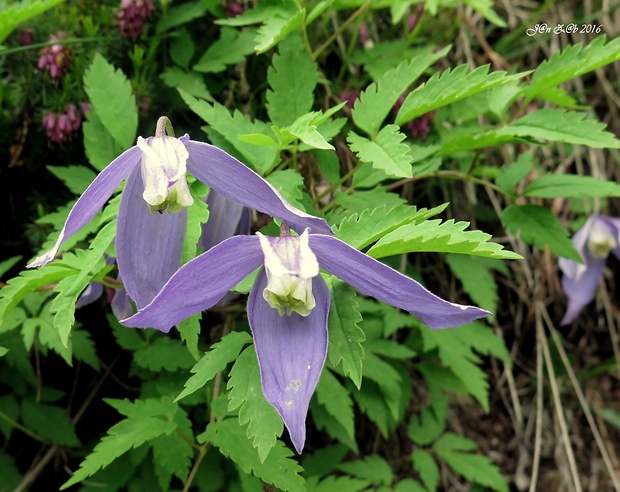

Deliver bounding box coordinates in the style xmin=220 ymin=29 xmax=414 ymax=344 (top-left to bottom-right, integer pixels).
xmin=312 ymin=0 xmax=374 ymax=61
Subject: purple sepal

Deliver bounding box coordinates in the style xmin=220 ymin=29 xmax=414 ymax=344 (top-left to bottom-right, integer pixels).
xmin=309 ymin=234 xmax=491 ymax=328
xmin=75 ymin=282 xmax=104 ymax=308
xmin=122 ymin=235 xmax=264 ymax=331
xmin=200 ymin=189 xmax=251 ymax=252
xmin=248 ymin=269 xmax=330 ymax=454
xmin=116 ymin=166 xmax=188 ymax=308
xmin=183 ymin=138 xmax=333 ymax=236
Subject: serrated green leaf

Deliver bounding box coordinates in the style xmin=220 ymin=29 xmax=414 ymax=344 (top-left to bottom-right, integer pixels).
xmin=310 ymin=400 xmax=359 ymax=452
xmin=46 ymin=166 xmax=97 ymax=195
xmin=61 ymin=413 xmax=176 ymax=489
xmin=433 ymin=433 xmax=508 ymax=492
xmin=334 ymin=203 xmax=448 ymax=250
xmin=412 ymin=449 xmax=440 ymax=492
xmin=160 ymin=67 xmax=213 ymax=101
xmin=523 ymin=174 xmax=620 ymax=198
xmin=255 ymin=8 xmax=305 ymax=53
xmin=362 ymin=353 xmax=402 ymax=419
xmin=526 ymin=36 xmax=620 ymax=101
xmin=396 ymin=65 xmax=528 ymax=124
xmin=83 ymin=53 xmax=137 ymax=149
xmin=176 ymin=331 xmax=252 ymax=401
xmin=267 ymin=169 xmax=306 ymax=210
xmin=367 ymin=218 xmax=522 ymax=260
xmin=193 ymin=27 xmax=256 ymax=73
xmin=497 ymin=109 xmax=620 ymax=149
xmin=315 ymin=369 xmax=355 ymax=441
xmin=0 ymin=0 xmax=65 ymax=44
xmin=21 ymin=398 xmax=80 ymax=446
xmin=0 ymin=447 xmax=22 ymax=492
xmin=326 ymin=280 xmax=365 ymax=389
xmin=464 ymin=0 xmax=506 ymax=26
xmin=71 ymin=330 xmax=100 ymax=371
xmin=180 ymin=91 xmax=278 ymax=174
xmin=305 ymin=475 xmax=370 ymax=492
xmin=328 ymin=187 xmax=406 ymax=224
xmin=352 ymin=48 xmax=450 ymax=136
xmin=151 ymin=406 xmax=193 ymax=487
xmin=286 ymin=112 xmax=334 ymax=150
xmin=202 ymin=419 xmax=306 ymax=491
xmin=302 ymin=444 xmax=349 ymax=478
xmin=336 ymin=455 xmax=392 ymax=486
xmin=407 ymin=396 xmax=448 ymax=446
xmin=83 ymin=108 xmax=124 ymax=172
xmin=0 ymin=264 xmax=75 ymax=325
xmin=134 ymin=337 xmax=196 ymax=372
xmin=445 ymin=255 xmax=500 ymax=316
xmin=267 ymin=33 xmax=318 ymax=127
xmin=501 ymin=204 xmax=581 ymax=261
xmin=227 ymin=346 xmax=283 ymax=462
xmin=352 ymin=381 xmax=392 ymax=437
xmin=156 ymin=1 xmax=207 ymax=33
xmin=495 ymin=150 xmax=534 ymax=195
xmin=0 ymin=256 xmax=22 ymax=279
xmin=348 ymin=126 xmax=413 ymax=178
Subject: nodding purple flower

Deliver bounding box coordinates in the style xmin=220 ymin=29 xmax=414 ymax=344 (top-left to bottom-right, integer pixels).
xmin=37 ymin=32 xmax=71 ymax=79
xmin=28 ymin=116 xmax=332 ymax=313
xmin=559 ymin=214 xmax=620 ymax=325
xmin=123 ymin=226 xmax=491 ymax=453
xmin=118 ymin=0 xmax=153 ymax=40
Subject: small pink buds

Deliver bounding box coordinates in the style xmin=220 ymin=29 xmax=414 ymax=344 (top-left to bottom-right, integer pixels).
xmin=118 ymin=0 xmax=154 ymax=40
xmin=37 ymin=33 xmax=71 ymax=80
xmin=42 ymin=104 xmax=87 ymax=144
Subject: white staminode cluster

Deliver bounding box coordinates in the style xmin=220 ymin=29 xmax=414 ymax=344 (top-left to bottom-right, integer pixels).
xmin=258 ymin=229 xmax=319 ymax=317
xmin=587 ymin=219 xmax=618 ymax=258
xmin=137 ymin=135 xmax=194 ymax=213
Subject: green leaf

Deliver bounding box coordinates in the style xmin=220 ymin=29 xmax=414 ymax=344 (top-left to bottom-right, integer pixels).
xmin=61 ymin=400 xmax=177 ymax=489
xmin=71 ymin=330 xmax=100 ymax=371
xmin=0 ymin=448 xmax=21 ymax=492
xmin=497 ymin=109 xmax=620 ymax=149
xmin=396 ymin=65 xmax=528 ymax=124
xmin=255 ymin=8 xmax=306 ymax=53
xmin=407 ymin=397 xmax=448 ymax=446
xmin=285 ymin=112 xmax=335 ymax=150
xmin=83 ymin=108 xmax=124 ymax=172
xmin=267 ymin=169 xmax=306 ymax=209
xmin=156 ymin=1 xmax=207 ymax=33
xmin=180 ymin=91 xmax=278 ymax=174
xmin=310 ymin=399 xmax=358 ymax=452
xmin=83 ymin=53 xmax=137 ymax=149
xmin=193 ymin=27 xmax=256 ymax=73
xmin=463 ymin=0 xmax=506 ymax=26
xmin=352 ymin=382 xmax=392 ymax=437
xmin=227 ymin=346 xmax=283 ymax=462
xmin=348 ymin=126 xmax=414 ymax=178
xmin=412 ymin=449 xmax=440 ymax=492
xmin=526 ymin=36 xmax=620 ymax=101
xmin=21 ymin=398 xmax=80 ymax=446
xmin=0 ymin=0 xmax=65 ymax=44
xmin=352 ymin=48 xmax=450 ymax=136
xmin=0 ymin=264 xmax=75 ymax=325
xmin=267 ymin=33 xmax=318 ymax=127
xmin=501 ymin=204 xmax=581 ymax=261
xmin=495 ymin=150 xmax=534 ymax=195
xmin=314 ymin=369 xmax=355 ymax=441
xmin=305 ymin=475 xmax=370 ymax=492
xmin=523 ymin=174 xmax=620 ymax=198
xmin=336 ymin=455 xmax=392 ymax=486
xmin=176 ymin=331 xmax=252 ymax=401
xmin=334 ymin=203 xmax=447 ymax=250
xmin=361 ymin=353 xmax=402 ymax=419
xmin=0 ymin=256 xmax=22 ymax=279
xmin=46 ymin=166 xmax=97 ymax=195
xmin=326 ymin=280 xmax=365 ymax=389
xmin=367 ymin=218 xmax=522 ymax=260
xmin=433 ymin=433 xmax=508 ymax=492
xmin=445 ymin=255 xmax=502 ymax=316
xmin=160 ymin=68 xmax=213 ymax=101
xmin=202 ymin=419 xmax=306 ymax=491
xmin=134 ymin=337 xmax=196 ymax=372
xmin=0 ymin=347 xmax=7 ymax=358
xmin=151 ymin=406 xmax=193 ymax=487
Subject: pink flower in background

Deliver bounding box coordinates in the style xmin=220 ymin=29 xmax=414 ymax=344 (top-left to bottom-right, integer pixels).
xmin=223 ymin=0 xmax=244 ymax=18
xmin=37 ymin=33 xmax=71 ymax=79
xmin=42 ymin=104 xmax=87 ymax=144
xmin=19 ymin=28 xmax=33 ymax=46
xmin=118 ymin=0 xmax=154 ymax=39
xmin=393 ymin=95 xmax=434 ymax=141
xmin=340 ymin=90 xmax=360 ymax=117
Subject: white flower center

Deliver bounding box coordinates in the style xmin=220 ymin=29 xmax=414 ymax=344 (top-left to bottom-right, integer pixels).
xmin=587 ymin=222 xmax=618 ymax=259
xmin=137 ymin=136 xmax=194 ymax=213
xmin=258 ymin=229 xmax=319 ymax=317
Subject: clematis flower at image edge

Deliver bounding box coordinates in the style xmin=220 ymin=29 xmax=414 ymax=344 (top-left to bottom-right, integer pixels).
xmin=122 ymin=226 xmax=491 ymax=453
xmin=27 ymin=116 xmax=332 ymax=311
xmin=559 ymin=214 xmax=620 ymax=325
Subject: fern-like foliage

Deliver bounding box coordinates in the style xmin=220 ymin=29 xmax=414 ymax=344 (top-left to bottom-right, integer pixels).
xmin=347 ymin=125 xmax=413 ymax=178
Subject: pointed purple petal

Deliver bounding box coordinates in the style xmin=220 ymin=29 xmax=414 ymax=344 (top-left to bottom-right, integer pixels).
xmin=75 ymin=282 xmax=104 ymax=308
xmin=122 ymin=235 xmax=263 ymax=331
xmin=27 ymin=146 xmax=141 ymax=268
xmin=310 ymin=234 xmax=490 ymax=328
xmin=111 ymin=272 xmax=133 ymax=320
xmin=560 ymin=257 xmax=605 ymax=325
xmin=248 ymin=269 xmax=330 ymax=453
xmin=199 ymin=189 xmax=249 ymax=251
xmin=116 ymin=166 xmax=188 ymax=309
xmin=183 ymin=139 xmax=333 ymax=235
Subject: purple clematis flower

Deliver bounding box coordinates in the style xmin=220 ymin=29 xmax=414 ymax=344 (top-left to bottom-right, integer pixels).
xmin=27 ymin=117 xmax=332 ymax=310
xmin=122 ymin=226 xmax=491 ymax=453
xmin=559 ymin=214 xmax=620 ymax=325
